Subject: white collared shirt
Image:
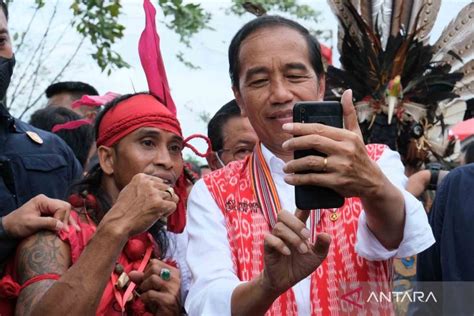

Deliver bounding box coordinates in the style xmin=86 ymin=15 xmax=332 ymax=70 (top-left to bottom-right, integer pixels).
xmin=184 ymin=144 xmax=435 ymax=316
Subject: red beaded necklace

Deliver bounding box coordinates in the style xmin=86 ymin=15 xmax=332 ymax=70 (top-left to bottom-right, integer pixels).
xmin=68 ymin=191 xmax=155 ymax=313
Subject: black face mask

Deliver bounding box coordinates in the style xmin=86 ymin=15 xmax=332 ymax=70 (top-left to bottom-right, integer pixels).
xmin=0 ymin=55 xmax=15 ymax=101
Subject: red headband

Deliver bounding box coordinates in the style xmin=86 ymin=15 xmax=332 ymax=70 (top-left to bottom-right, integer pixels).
xmin=96 ymin=93 xmax=186 ymax=233
xmin=96 ymin=94 xmax=182 ymax=147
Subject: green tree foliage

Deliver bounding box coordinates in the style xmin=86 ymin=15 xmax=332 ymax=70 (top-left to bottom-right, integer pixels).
xmin=5 ymin=0 xmax=323 ymax=117
xmin=70 ymin=0 xmax=127 ymax=75
xmin=7 ymin=0 xmax=321 ymax=74
xmin=158 ymin=0 xmax=211 ymax=47
xmin=229 ymin=0 xmax=320 ymax=22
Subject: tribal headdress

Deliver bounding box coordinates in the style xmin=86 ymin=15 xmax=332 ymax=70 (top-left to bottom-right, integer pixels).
xmin=94 ymin=1 xmax=187 ymax=233
xmin=326 ymin=0 xmax=473 ymax=167
xmin=98 ymin=0 xmax=209 ymax=233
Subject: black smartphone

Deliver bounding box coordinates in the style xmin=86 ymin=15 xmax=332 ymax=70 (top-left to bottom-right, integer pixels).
xmin=293 ymin=101 xmax=344 ymax=210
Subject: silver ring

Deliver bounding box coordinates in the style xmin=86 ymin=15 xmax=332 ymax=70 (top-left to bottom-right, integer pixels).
xmin=160 ymin=268 xmax=171 ymax=281
xmin=165 ymin=187 xmax=174 ymax=198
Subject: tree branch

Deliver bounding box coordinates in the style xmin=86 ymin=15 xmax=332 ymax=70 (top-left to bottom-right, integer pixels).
xmin=18 ymin=36 xmax=85 ymax=119
xmin=14 ymin=2 xmax=43 ymax=55
xmin=9 ymin=0 xmax=59 ymax=110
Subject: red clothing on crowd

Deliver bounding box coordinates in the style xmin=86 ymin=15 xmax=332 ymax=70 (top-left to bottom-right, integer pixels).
xmin=0 ymin=212 xmax=158 ymax=315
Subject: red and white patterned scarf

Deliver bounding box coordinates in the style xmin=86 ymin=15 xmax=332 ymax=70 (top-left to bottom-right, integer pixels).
xmin=204 ymin=143 xmax=394 ymax=315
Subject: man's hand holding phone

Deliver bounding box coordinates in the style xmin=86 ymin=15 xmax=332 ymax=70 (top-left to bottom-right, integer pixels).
xmin=282 ymin=90 xmax=386 ymax=201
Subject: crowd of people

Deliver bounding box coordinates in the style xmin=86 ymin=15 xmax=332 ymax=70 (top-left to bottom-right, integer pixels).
xmin=1 ymin=0 xmax=473 ymax=315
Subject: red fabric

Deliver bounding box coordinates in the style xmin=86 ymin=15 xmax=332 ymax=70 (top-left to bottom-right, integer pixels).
xmin=135 ymin=0 xmax=189 ymax=232
xmin=320 ymin=44 xmax=333 ymax=65
xmin=96 ymin=94 xmax=181 ymax=147
xmin=52 ymin=119 xmax=91 ymax=133
xmin=0 ymin=272 xmax=61 ymax=298
xmin=71 ymin=92 xmax=120 ymax=109
xmin=449 ymin=118 xmax=474 ymax=141
xmin=139 ymin=0 xmax=176 ymax=115
xmin=111 ymin=236 xmax=154 ymax=313
xmin=68 ymin=193 xmax=98 ymax=210
xmin=0 ymin=276 xmax=20 ymax=299
xmin=204 ymin=144 xmax=393 ymax=315
xmin=58 ymin=212 xmax=153 ymax=316
xmin=183 ymin=134 xmax=212 ymax=158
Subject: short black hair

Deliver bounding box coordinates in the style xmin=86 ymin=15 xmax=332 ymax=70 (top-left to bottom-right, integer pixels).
xmin=228 ymin=15 xmax=324 ymax=88
xmin=461 ymin=141 xmax=474 ymax=165
xmin=45 ymin=81 xmax=99 ymax=100
xmin=29 ymin=106 xmax=94 ymax=167
xmin=207 ymin=100 xmax=242 ymax=152
xmin=0 ymin=1 xmax=8 ymax=20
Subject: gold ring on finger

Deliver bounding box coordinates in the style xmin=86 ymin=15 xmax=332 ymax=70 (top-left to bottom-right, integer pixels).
xmin=322 ymin=157 xmax=328 ymax=172
xmin=165 ymin=187 xmax=174 ymax=198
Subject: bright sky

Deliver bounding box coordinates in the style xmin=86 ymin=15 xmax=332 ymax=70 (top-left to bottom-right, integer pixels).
xmin=8 ymin=0 xmax=471 ymax=159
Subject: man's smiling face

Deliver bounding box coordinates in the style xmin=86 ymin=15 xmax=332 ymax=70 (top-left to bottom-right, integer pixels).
xmin=233 ymin=26 xmax=325 ymax=157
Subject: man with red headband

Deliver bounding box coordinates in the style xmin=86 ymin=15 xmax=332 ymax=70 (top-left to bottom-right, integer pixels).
xmin=0 ymin=93 xmax=188 ymax=315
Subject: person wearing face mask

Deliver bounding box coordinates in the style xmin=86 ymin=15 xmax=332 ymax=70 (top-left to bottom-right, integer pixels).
xmin=0 ymin=1 xmax=82 ymax=262
xmin=206 ymin=99 xmax=258 ymax=170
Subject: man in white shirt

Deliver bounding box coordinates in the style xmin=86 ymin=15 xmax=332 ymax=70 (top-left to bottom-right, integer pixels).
xmin=185 ymin=16 xmax=434 ymax=315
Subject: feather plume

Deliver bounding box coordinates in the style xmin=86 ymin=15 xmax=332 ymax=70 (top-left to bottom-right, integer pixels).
xmin=459 ymin=72 xmax=474 ymax=88
xmin=327 ymin=0 xmax=361 ymax=53
xmin=432 ymin=3 xmax=474 ymax=56
xmin=403 ymin=101 xmax=427 ymax=122
xmin=399 ymin=0 xmax=414 ymax=33
xmin=454 ymin=59 xmax=474 ymax=78
xmin=373 ymin=0 xmax=393 ymax=48
xmin=434 ymin=37 xmax=474 ymax=68
xmin=327 ymin=0 xmax=470 ymax=165
xmin=355 ymin=101 xmax=373 ymax=122
xmin=407 ymin=0 xmax=424 ymax=34
xmin=371 ymin=0 xmax=385 ymax=25
xmin=415 ymin=0 xmax=441 ymax=41
xmin=453 ymin=80 xmax=474 ymax=100
xmin=360 ymin=0 xmax=373 ymax=30
xmin=437 ymin=99 xmax=467 ymax=125
xmin=390 ymin=0 xmax=403 ymax=37
xmin=426 ymin=125 xmax=449 ymax=157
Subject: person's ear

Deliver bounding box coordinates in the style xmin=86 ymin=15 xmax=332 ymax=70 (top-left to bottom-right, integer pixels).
xmin=206 ymin=152 xmax=221 ymax=171
xmin=85 ymin=110 xmax=98 ymax=122
xmin=233 ymin=87 xmax=247 ymax=117
xmin=97 ymin=145 xmax=115 ymax=175
xmin=317 ymin=75 xmax=326 ymax=100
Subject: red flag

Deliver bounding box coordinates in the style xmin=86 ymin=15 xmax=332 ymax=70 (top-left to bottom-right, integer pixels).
xmin=138 ymin=0 xmax=177 ymax=115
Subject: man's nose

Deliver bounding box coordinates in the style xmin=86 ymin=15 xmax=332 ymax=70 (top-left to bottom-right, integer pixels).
xmin=269 ymin=78 xmax=293 ymax=105
xmin=153 ymin=145 xmax=173 ymax=169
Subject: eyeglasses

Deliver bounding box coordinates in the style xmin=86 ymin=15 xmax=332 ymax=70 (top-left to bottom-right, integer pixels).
xmin=217 ymin=145 xmax=254 ymax=162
